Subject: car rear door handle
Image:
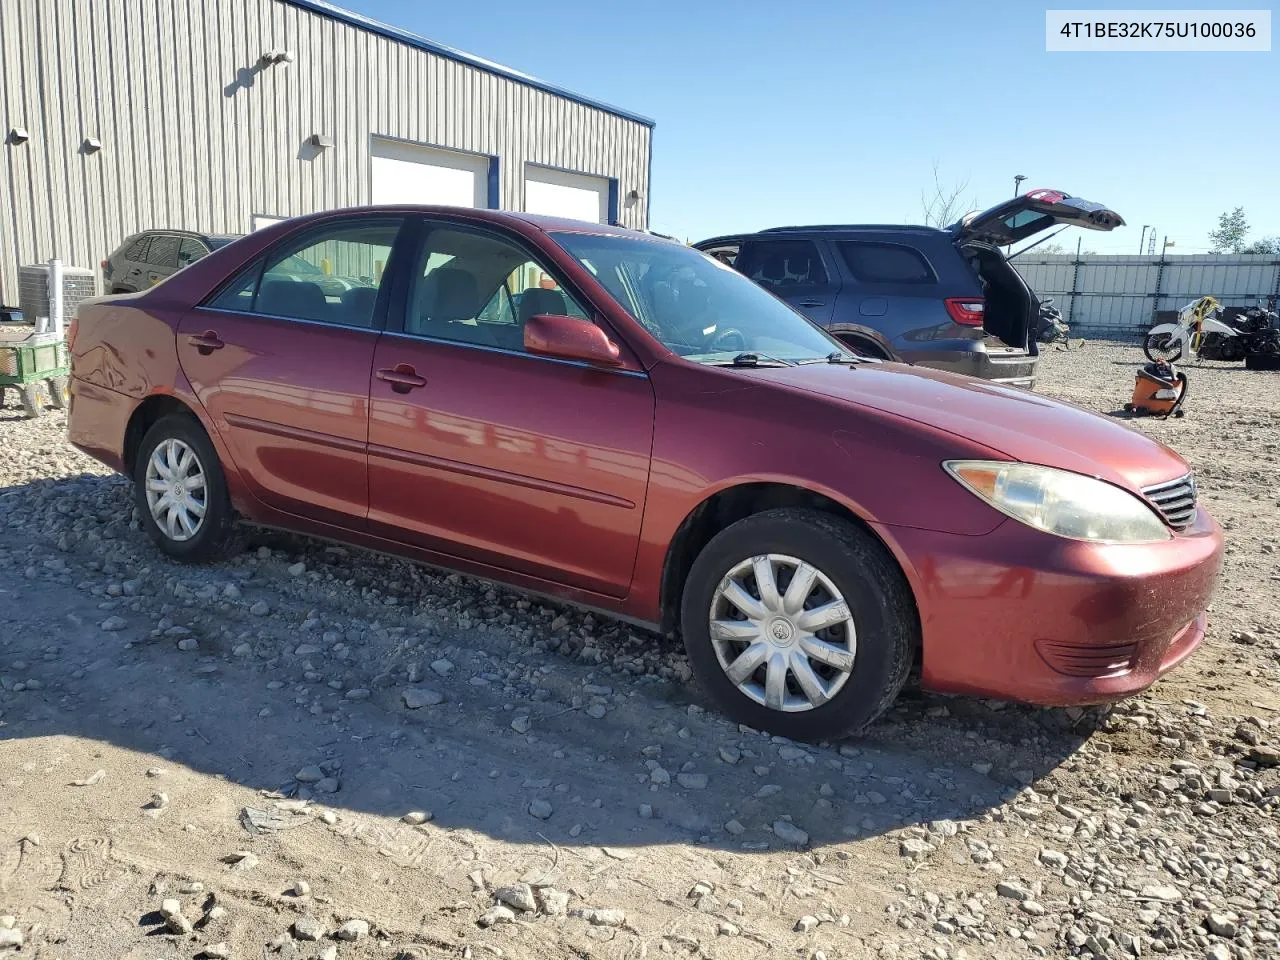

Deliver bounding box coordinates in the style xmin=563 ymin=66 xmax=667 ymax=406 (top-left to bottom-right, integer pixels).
xmin=798 ymin=299 xmax=826 ymax=308
xmin=376 ymin=363 xmax=427 ymax=393
xmin=187 ymin=331 xmax=225 ymax=354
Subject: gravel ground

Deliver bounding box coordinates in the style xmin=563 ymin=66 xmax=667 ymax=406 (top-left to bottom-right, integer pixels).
xmin=1 ymin=342 xmax=1278 ymax=960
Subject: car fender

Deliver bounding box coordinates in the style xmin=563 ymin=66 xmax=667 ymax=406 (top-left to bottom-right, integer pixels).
xmin=826 ymin=323 xmax=900 ymax=360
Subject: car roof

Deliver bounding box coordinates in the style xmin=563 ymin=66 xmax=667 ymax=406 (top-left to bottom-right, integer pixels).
xmin=129 ymin=229 xmax=242 ymax=243
xmin=698 ymin=225 xmax=949 ymax=245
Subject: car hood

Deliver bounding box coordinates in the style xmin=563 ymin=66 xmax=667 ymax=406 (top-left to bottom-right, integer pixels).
xmin=750 ymin=362 xmax=1189 ymax=490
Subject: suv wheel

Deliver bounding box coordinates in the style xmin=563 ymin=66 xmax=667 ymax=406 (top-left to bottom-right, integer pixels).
xmin=680 ymin=508 xmax=915 ymax=740
xmin=134 ymin=414 xmax=240 ymax=562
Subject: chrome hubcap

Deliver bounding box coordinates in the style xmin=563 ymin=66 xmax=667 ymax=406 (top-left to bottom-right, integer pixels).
xmin=144 ymin=438 xmax=207 ymax=542
xmin=709 ymin=553 xmax=857 ymax=713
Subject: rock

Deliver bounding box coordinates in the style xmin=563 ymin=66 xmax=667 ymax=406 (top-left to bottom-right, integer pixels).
xmin=510 ymin=715 xmax=532 ymax=734
xmin=288 ymin=562 xmax=306 ymax=576
xmin=724 ymin=819 xmax=745 ymax=836
xmin=225 ymin=851 xmax=259 ymax=871
xmin=795 ymin=915 xmax=819 ymax=933
xmin=314 ymin=777 xmax=339 ymax=794
xmin=402 ymin=810 xmax=431 ymax=825
xmin=1207 ymin=913 xmax=1238 ymax=937
xmin=199 ymin=944 xmax=230 ymax=960
xmin=1038 ymin=849 xmax=1068 ymax=869
xmin=585 ymin=703 xmax=608 ymax=719
xmin=292 ymin=879 xmax=311 ymax=897
xmin=719 ymin=746 xmax=742 ymax=764
xmin=478 ymin=905 xmax=515 ymax=927
xmin=160 ymin=898 xmax=193 ymax=934
xmin=344 ymin=687 xmax=370 ymax=700
xmin=1019 ymin=901 xmax=1045 ymax=916
xmin=295 ymin=765 xmax=324 ymax=783
xmin=249 ymin=600 xmax=270 ymax=616
xmin=572 ymin=907 xmax=626 ymax=927
xmin=638 ymin=803 xmax=653 ymax=819
xmin=1206 ymin=945 xmax=1232 ymax=960
xmin=430 ymin=658 xmax=455 ymax=677
xmin=100 ymin=615 xmax=127 ymax=631
xmin=996 ymin=881 xmax=1033 ymax=901
xmin=677 ymin=772 xmax=708 ymax=790
xmin=177 ymin=637 xmax=199 ymax=651
xmin=293 ymin=915 xmax=325 ymax=941
xmin=495 ymin=884 xmax=537 ymax=912
xmin=160 ymin=898 xmax=182 ymax=920
xmin=718 ymin=921 xmax=740 ymax=936
xmin=147 ymin=792 xmax=169 ymax=810
xmin=772 ymin=819 xmax=809 ymax=846
xmin=317 ymin=947 xmax=337 ymax=960
xmin=1140 ymin=885 xmax=1182 ymax=903
xmin=900 ymin=838 xmax=934 ymax=859
xmin=537 ymin=887 xmax=570 ymax=916
xmin=0 ymin=927 xmax=20 ymax=949
xmin=529 ymin=799 xmax=553 ymax=820
xmin=334 ymin=919 xmax=370 ymax=941
xmin=403 ymin=687 xmax=444 ymax=709
xmin=1249 ymin=745 xmax=1279 ymax=768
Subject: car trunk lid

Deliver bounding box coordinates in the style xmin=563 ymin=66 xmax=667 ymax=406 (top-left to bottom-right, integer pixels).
xmin=950 ymin=189 xmax=1124 ymax=246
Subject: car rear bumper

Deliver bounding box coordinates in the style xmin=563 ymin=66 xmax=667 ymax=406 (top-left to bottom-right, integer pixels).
xmin=66 ymin=376 xmax=130 ymax=473
xmin=876 ymin=507 xmax=1224 ymax=707
xmin=902 ymin=344 xmax=1038 ymax=388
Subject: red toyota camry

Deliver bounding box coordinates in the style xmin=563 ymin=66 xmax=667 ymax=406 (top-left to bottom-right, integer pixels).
xmin=66 ymin=207 xmax=1223 ymax=740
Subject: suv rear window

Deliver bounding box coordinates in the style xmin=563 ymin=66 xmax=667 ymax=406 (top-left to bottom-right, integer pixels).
xmin=837 ymin=242 xmax=935 ymax=284
xmin=125 ymin=237 xmax=151 ymax=261
xmin=147 ymin=235 xmax=180 ymax=268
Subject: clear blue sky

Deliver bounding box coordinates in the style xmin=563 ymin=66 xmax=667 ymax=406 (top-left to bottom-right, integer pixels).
xmin=343 ymin=0 xmax=1278 ymax=252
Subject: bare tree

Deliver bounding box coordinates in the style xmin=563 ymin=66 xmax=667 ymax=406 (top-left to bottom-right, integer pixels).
xmin=920 ymin=161 xmax=973 ymax=228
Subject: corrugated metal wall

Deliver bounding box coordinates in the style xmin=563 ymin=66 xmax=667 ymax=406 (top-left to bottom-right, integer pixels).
xmin=1015 ymin=254 xmax=1280 ymax=339
xmin=0 ymin=0 xmax=652 ymax=303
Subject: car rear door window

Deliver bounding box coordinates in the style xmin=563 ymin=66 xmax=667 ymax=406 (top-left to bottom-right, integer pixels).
xmin=736 ymin=239 xmax=828 ymax=292
xmin=206 ymin=219 xmax=402 ymax=328
xmin=147 ymin=235 xmax=181 ymax=268
xmin=837 ymin=242 xmax=936 ymax=284
xmin=125 ymin=237 xmax=151 ymax=261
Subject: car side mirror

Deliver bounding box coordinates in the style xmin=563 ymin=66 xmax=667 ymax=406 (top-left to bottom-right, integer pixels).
xmin=524 ymin=314 xmax=622 ymax=367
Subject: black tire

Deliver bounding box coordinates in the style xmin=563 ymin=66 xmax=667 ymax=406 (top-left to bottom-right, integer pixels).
xmin=133 ymin=413 xmax=240 ymax=563
xmin=19 ymin=384 xmax=42 ymax=418
xmin=1143 ymin=332 xmax=1179 ymax=363
xmin=46 ymin=376 xmax=68 ymax=410
xmin=838 ymin=334 xmax=891 ymax=361
xmin=679 ymin=508 xmax=916 ymax=741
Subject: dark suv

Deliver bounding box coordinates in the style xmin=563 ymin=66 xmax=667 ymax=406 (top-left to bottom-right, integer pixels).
xmin=102 ymin=230 xmax=239 ymax=294
xmin=696 ymin=190 xmax=1123 ymax=388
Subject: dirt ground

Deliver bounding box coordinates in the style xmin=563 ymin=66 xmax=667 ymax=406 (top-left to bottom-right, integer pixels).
xmin=1 ymin=342 xmax=1277 ymax=960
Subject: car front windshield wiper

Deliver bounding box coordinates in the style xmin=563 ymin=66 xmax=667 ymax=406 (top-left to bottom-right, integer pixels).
xmin=708 ymin=352 xmax=797 ymax=368
xmin=796 ymin=352 xmax=872 ymax=365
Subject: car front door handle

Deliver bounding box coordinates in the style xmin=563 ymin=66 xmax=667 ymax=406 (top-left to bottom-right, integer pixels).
xmin=798 ymin=299 xmax=826 ymax=308
xmin=187 ymin=331 xmax=225 ymax=354
xmin=376 ymin=363 xmax=427 ymax=393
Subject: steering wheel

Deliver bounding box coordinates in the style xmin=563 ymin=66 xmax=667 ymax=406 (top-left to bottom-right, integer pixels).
xmin=710 ymin=327 xmax=747 ymax=352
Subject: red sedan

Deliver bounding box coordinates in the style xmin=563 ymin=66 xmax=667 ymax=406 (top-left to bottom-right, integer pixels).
xmin=67 ymin=208 xmax=1223 ymax=740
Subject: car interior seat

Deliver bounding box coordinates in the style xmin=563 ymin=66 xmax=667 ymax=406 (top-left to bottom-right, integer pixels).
xmin=257 ymin=279 xmax=328 ymax=322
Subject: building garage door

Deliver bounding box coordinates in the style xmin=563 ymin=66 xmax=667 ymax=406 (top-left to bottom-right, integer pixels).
xmin=371 ymin=138 xmax=491 ymax=208
xmin=523 ymin=165 xmax=612 ymax=223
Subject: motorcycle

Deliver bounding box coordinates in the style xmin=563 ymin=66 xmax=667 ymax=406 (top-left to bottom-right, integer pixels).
xmin=1036 ymin=297 xmax=1071 ymax=346
xmin=1144 ymin=296 xmax=1280 ymax=366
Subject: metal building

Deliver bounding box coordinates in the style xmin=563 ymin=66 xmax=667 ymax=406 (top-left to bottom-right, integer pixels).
xmin=0 ymin=0 xmax=654 ymax=303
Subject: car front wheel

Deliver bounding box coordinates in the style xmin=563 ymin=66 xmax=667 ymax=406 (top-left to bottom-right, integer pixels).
xmin=680 ymin=508 xmax=916 ymax=741
xmin=134 ymin=414 xmax=239 ymax=563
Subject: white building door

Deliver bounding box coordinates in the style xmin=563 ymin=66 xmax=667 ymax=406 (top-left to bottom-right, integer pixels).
xmin=370 ymin=138 xmax=490 ymax=208
xmin=523 ymin=165 xmax=611 ymax=223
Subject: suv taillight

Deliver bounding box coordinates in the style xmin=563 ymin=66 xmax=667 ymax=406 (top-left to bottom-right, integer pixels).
xmin=945 ymin=298 xmax=985 ymax=326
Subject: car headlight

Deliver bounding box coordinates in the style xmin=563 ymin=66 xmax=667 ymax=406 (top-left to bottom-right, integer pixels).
xmin=944 ymin=461 xmax=1171 ymax=543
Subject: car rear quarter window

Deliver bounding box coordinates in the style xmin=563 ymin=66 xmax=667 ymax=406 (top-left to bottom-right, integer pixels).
xmin=147 ymin=235 xmax=181 ymax=268
xmin=837 ymin=242 xmax=937 ymax=284
xmin=736 ymin=239 xmax=828 ymax=291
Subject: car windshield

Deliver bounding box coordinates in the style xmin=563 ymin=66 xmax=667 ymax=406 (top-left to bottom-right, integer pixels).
xmin=550 ymin=232 xmax=846 ymax=364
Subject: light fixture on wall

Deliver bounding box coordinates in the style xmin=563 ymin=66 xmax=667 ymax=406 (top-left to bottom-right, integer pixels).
xmin=627 ymin=189 xmax=642 ymax=202
xmin=7 ymin=126 xmax=29 ymax=144
xmin=309 ymin=134 xmax=333 ymax=149
xmin=82 ymin=136 xmax=103 ymax=152
xmin=260 ymin=48 xmax=295 ymax=66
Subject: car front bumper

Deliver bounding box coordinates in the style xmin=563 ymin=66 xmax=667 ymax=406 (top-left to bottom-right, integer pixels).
xmin=876 ymin=506 xmax=1224 ymax=707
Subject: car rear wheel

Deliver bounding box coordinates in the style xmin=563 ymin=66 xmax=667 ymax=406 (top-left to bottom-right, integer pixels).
xmin=680 ymin=508 xmax=915 ymax=741
xmin=134 ymin=414 xmax=239 ymax=563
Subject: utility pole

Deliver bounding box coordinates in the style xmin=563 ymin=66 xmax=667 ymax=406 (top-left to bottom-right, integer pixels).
xmin=1013 ymin=174 xmax=1027 ymax=197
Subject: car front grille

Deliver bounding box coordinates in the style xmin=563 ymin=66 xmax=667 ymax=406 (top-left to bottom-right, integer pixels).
xmin=1142 ymin=473 xmax=1197 ymax=530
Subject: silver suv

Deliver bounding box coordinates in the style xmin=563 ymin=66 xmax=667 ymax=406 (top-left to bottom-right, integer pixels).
xmin=102 ymin=230 xmax=238 ymax=294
